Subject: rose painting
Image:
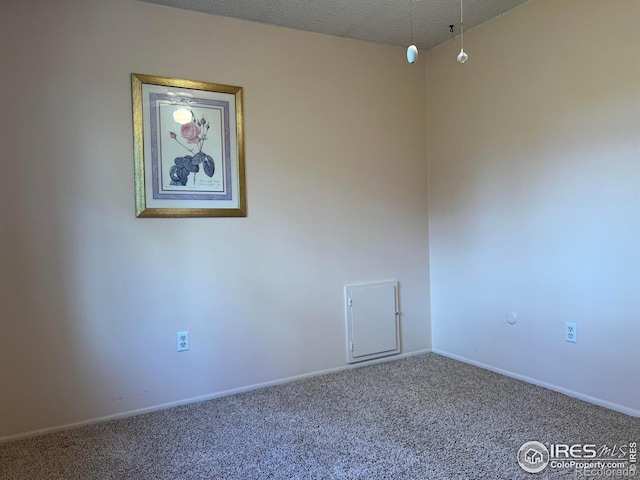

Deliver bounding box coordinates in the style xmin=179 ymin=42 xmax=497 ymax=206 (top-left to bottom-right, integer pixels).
xmin=167 ymin=111 xmax=216 ymax=187
xmin=132 ymin=73 xmax=246 ymax=217
xmin=155 ymin=101 xmax=227 ymax=196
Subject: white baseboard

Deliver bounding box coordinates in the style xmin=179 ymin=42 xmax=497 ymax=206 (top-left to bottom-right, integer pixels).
xmin=0 ymin=348 xmax=432 ymax=444
xmin=432 ymin=349 xmax=640 ymax=418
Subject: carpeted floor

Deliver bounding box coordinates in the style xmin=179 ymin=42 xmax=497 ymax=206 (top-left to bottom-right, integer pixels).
xmin=1 ymin=353 xmax=638 ymax=479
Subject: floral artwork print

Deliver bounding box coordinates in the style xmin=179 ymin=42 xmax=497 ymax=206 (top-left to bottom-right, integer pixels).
xmin=148 ymin=94 xmax=231 ymax=200
xmin=168 ymin=111 xmax=215 ymax=186
xmin=133 ymin=74 xmax=246 ymax=217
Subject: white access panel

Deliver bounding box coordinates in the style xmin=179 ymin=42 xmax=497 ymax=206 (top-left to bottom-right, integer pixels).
xmin=345 ymin=280 xmax=400 ymax=364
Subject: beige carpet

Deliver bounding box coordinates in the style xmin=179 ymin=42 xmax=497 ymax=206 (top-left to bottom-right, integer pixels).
xmin=1 ymin=353 xmax=638 ymax=479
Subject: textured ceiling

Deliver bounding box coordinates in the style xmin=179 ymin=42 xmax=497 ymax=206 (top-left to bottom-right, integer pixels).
xmin=137 ymin=0 xmax=529 ymax=51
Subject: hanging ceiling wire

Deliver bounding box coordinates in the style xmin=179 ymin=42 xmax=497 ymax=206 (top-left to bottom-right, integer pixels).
xmin=406 ymin=0 xmax=418 ymax=63
xmin=457 ymin=0 xmax=469 ymax=63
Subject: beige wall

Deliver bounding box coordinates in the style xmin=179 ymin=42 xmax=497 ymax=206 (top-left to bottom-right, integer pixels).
xmin=0 ymin=0 xmax=430 ymax=439
xmin=427 ymin=0 xmax=639 ymax=415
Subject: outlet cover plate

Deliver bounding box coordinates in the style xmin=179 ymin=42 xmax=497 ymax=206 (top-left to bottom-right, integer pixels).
xmin=177 ymin=331 xmax=189 ymax=351
xmin=565 ymin=322 xmax=577 ymax=343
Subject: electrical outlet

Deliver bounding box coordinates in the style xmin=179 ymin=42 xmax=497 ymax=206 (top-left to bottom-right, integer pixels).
xmin=565 ymin=322 xmax=577 ymax=343
xmin=177 ymin=331 xmax=189 ymax=352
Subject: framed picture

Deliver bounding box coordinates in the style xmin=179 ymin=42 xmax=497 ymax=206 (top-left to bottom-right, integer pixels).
xmin=131 ymin=73 xmax=246 ymax=217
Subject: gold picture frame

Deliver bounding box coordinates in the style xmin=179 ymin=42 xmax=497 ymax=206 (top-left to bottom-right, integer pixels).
xmin=131 ymin=73 xmax=246 ymax=217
